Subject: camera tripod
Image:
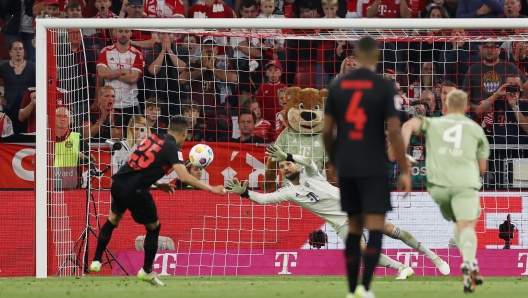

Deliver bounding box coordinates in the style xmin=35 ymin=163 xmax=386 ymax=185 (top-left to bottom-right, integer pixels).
xmin=56 ymin=165 xmax=129 ymax=276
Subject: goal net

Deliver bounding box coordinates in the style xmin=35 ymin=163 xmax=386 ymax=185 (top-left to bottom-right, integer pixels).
xmin=25 ymin=18 xmax=528 ymax=278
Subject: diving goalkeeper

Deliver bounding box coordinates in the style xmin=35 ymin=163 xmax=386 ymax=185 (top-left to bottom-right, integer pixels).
xmin=225 ymin=145 xmax=450 ymax=279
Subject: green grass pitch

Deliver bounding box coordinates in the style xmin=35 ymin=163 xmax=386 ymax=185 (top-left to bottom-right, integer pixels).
xmin=1 ymin=276 xmax=527 ymax=298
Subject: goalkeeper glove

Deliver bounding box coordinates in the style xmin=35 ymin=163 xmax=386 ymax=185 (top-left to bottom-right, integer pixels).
xmin=225 ymin=178 xmax=249 ymax=198
xmin=266 ymin=145 xmax=289 ymax=162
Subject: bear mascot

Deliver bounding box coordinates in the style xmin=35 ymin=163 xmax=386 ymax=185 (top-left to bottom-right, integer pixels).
xmin=264 ymin=86 xmax=335 ymax=192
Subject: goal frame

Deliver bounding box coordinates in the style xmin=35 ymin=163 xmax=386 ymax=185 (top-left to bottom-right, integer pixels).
xmin=35 ymin=17 xmax=523 ymax=278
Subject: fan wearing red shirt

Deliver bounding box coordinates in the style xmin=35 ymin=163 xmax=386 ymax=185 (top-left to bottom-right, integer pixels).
xmin=93 ymin=0 xmax=118 ymax=46
xmin=187 ymin=0 xmax=236 ymax=18
xmin=144 ymin=0 xmax=185 ymax=18
xmin=19 ymin=87 xmax=66 ymax=133
xmin=249 ymin=101 xmax=272 ymax=141
xmin=364 ymin=0 xmax=412 ymax=18
xmin=255 ymin=60 xmax=287 ymax=127
xmin=119 ymin=0 xmax=157 ymax=51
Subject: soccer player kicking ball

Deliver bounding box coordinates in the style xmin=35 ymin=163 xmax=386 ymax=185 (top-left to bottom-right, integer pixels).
xmin=225 ymin=145 xmax=449 ymax=280
xmin=401 ymin=89 xmax=490 ymax=293
xmin=89 ymin=116 xmax=226 ymax=285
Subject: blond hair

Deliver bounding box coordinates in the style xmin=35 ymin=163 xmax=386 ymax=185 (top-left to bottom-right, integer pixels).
xmin=98 ymin=85 xmax=115 ymax=98
xmin=260 ymin=0 xmax=275 ymax=5
xmin=445 ymin=89 xmax=468 ymax=112
xmin=126 ymin=115 xmax=151 ymax=148
xmin=321 ymin=0 xmax=338 ymax=6
xmin=340 ymin=56 xmax=357 ymax=74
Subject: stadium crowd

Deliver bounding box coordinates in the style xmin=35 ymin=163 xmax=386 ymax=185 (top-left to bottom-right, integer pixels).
xmin=1 ymin=0 xmax=528 ymax=150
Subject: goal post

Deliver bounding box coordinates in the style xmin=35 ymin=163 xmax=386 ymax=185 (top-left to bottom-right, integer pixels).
xmin=34 ymin=17 xmax=528 ymax=278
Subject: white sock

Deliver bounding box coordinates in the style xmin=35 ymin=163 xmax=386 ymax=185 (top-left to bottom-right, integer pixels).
xmin=391 ymin=226 xmax=437 ymax=260
xmin=377 ymin=253 xmax=403 ymax=269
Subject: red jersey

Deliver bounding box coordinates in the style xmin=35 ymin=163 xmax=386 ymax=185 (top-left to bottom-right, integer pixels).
xmin=255 ymin=81 xmax=287 ymax=123
xmin=20 ymin=87 xmax=66 ymax=133
xmin=144 ymin=0 xmax=185 ymax=18
xmin=253 ymin=119 xmax=272 ymax=141
xmin=364 ymin=0 xmax=412 ymax=18
xmin=187 ymin=0 xmax=235 ymax=18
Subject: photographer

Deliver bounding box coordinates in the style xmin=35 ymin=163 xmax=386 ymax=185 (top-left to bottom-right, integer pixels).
xmin=84 ymin=86 xmax=123 ymax=142
xmin=499 ymin=214 xmax=516 ymax=249
xmin=112 ymin=115 xmax=151 ymax=174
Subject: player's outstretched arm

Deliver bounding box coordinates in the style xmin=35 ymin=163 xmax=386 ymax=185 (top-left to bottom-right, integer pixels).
xmin=225 ymin=178 xmax=289 ymax=205
xmin=387 ymin=117 xmax=411 ymax=195
xmin=266 ymin=145 xmax=319 ymax=176
xmin=172 ymin=164 xmax=226 ymax=195
xmin=401 ymin=117 xmax=423 ymax=150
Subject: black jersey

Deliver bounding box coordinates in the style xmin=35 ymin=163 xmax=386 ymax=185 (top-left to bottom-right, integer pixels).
xmin=325 ymin=68 xmax=400 ymax=178
xmin=112 ymin=133 xmax=184 ymax=189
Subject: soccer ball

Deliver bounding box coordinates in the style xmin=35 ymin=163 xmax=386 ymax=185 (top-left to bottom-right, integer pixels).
xmin=188 ymin=144 xmax=214 ymax=168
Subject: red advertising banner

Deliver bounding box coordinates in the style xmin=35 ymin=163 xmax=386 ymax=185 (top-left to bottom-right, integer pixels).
xmin=0 ymin=142 xmax=267 ymax=189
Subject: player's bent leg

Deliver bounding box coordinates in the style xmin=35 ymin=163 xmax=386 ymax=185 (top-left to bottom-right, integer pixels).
xmin=362 ymin=213 xmax=385 ymax=291
xmin=385 ymin=221 xmax=450 ymax=275
xmin=90 ymin=210 xmax=123 ymax=273
xmin=137 ymin=221 xmax=164 ymax=286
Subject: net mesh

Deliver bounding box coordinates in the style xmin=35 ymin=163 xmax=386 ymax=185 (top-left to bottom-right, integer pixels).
xmin=2 ymin=25 xmax=528 ymax=277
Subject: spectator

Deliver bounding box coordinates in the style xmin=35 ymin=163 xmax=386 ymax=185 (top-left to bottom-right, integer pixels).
xmin=0 ymin=112 xmax=14 ymax=138
xmin=65 ymin=0 xmax=100 ymax=50
xmin=478 ymin=75 xmax=528 ymax=144
xmin=420 ymin=0 xmax=457 ymax=18
xmin=93 ymin=0 xmax=119 ymax=47
xmin=175 ymin=159 xmax=204 ymax=190
xmin=119 ymin=0 xmax=159 ymax=51
xmin=187 ymin=0 xmax=236 ymax=18
xmin=145 ymin=31 xmax=188 ymax=113
xmin=84 ymin=86 xmax=122 ymax=142
xmin=182 ymin=34 xmax=200 ymax=63
xmin=230 ymin=108 xmax=264 ymax=143
xmin=365 ymin=0 xmax=412 ymax=18
xmin=182 ymin=100 xmax=212 ymax=141
xmin=97 ymin=28 xmax=143 ymax=127
xmin=456 ymin=0 xmax=504 ymax=18
xmin=420 ymin=89 xmax=443 ymax=117
xmin=382 ymin=68 xmax=397 ymax=81
xmin=144 ymin=0 xmax=185 ymax=18
xmin=257 ymin=0 xmax=286 ymax=65
xmin=503 ymin=0 xmax=521 ymax=17
xmin=249 ymin=100 xmax=272 ymax=141
xmin=338 ymin=56 xmax=358 ymax=78
xmin=438 ymin=28 xmax=480 ymax=86
xmin=500 ymin=17 xmax=528 ymax=74
xmin=231 ymin=0 xmax=265 ymax=95
xmin=408 ymin=61 xmax=442 ymax=100
xmin=463 ymin=41 xmax=527 ymax=121
xmin=36 ymin=0 xmax=65 ymax=18
xmin=255 ymin=60 xmax=287 ymax=134
xmin=1 ymin=0 xmax=36 ymax=63
xmin=324 ymin=42 xmax=353 ymax=81
xmin=285 ymin=0 xmax=320 ymax=86
xmin=275 ymin=87 xmax=288 ymax=134
xmin=395 ymin=81 xmax=411 ymax=106
xmin=144 ymin=97 xmax=168 ymax=134
xmin=112 ymin=115 xmax=151 ymax=173
xmin=0 ymin=40 xmax=36 ymax=134
xmin=180 ymin=36 xmax=238 ymax=111
xmin=18 ymin=86 xmax=67 ymax=133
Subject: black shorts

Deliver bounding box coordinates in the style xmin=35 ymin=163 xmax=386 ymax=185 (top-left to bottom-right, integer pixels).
xmin=339 ymin=176 xmax=392 ymax=216
xmin=110 ymin=182 xmax=159 ymax=224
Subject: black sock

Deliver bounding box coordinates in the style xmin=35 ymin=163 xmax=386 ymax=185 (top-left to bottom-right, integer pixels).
xmin=93 ymin=219 xmax=117 ymax=262
xmin=345 ymin=233 xmax=362 ymax=293
xmin=362 ymin=230 xmax=383 ymax=291
xmin=143 ymin=223 xmax=161 ymax=273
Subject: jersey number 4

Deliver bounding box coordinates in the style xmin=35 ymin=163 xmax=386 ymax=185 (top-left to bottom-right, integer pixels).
xmin=128 ymin=138 xmax=163 ymax=170
xmin=442 ymin=124 xmax=463 ymax=149
xmin=346 ymin=91 xmax=367 ymax=140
